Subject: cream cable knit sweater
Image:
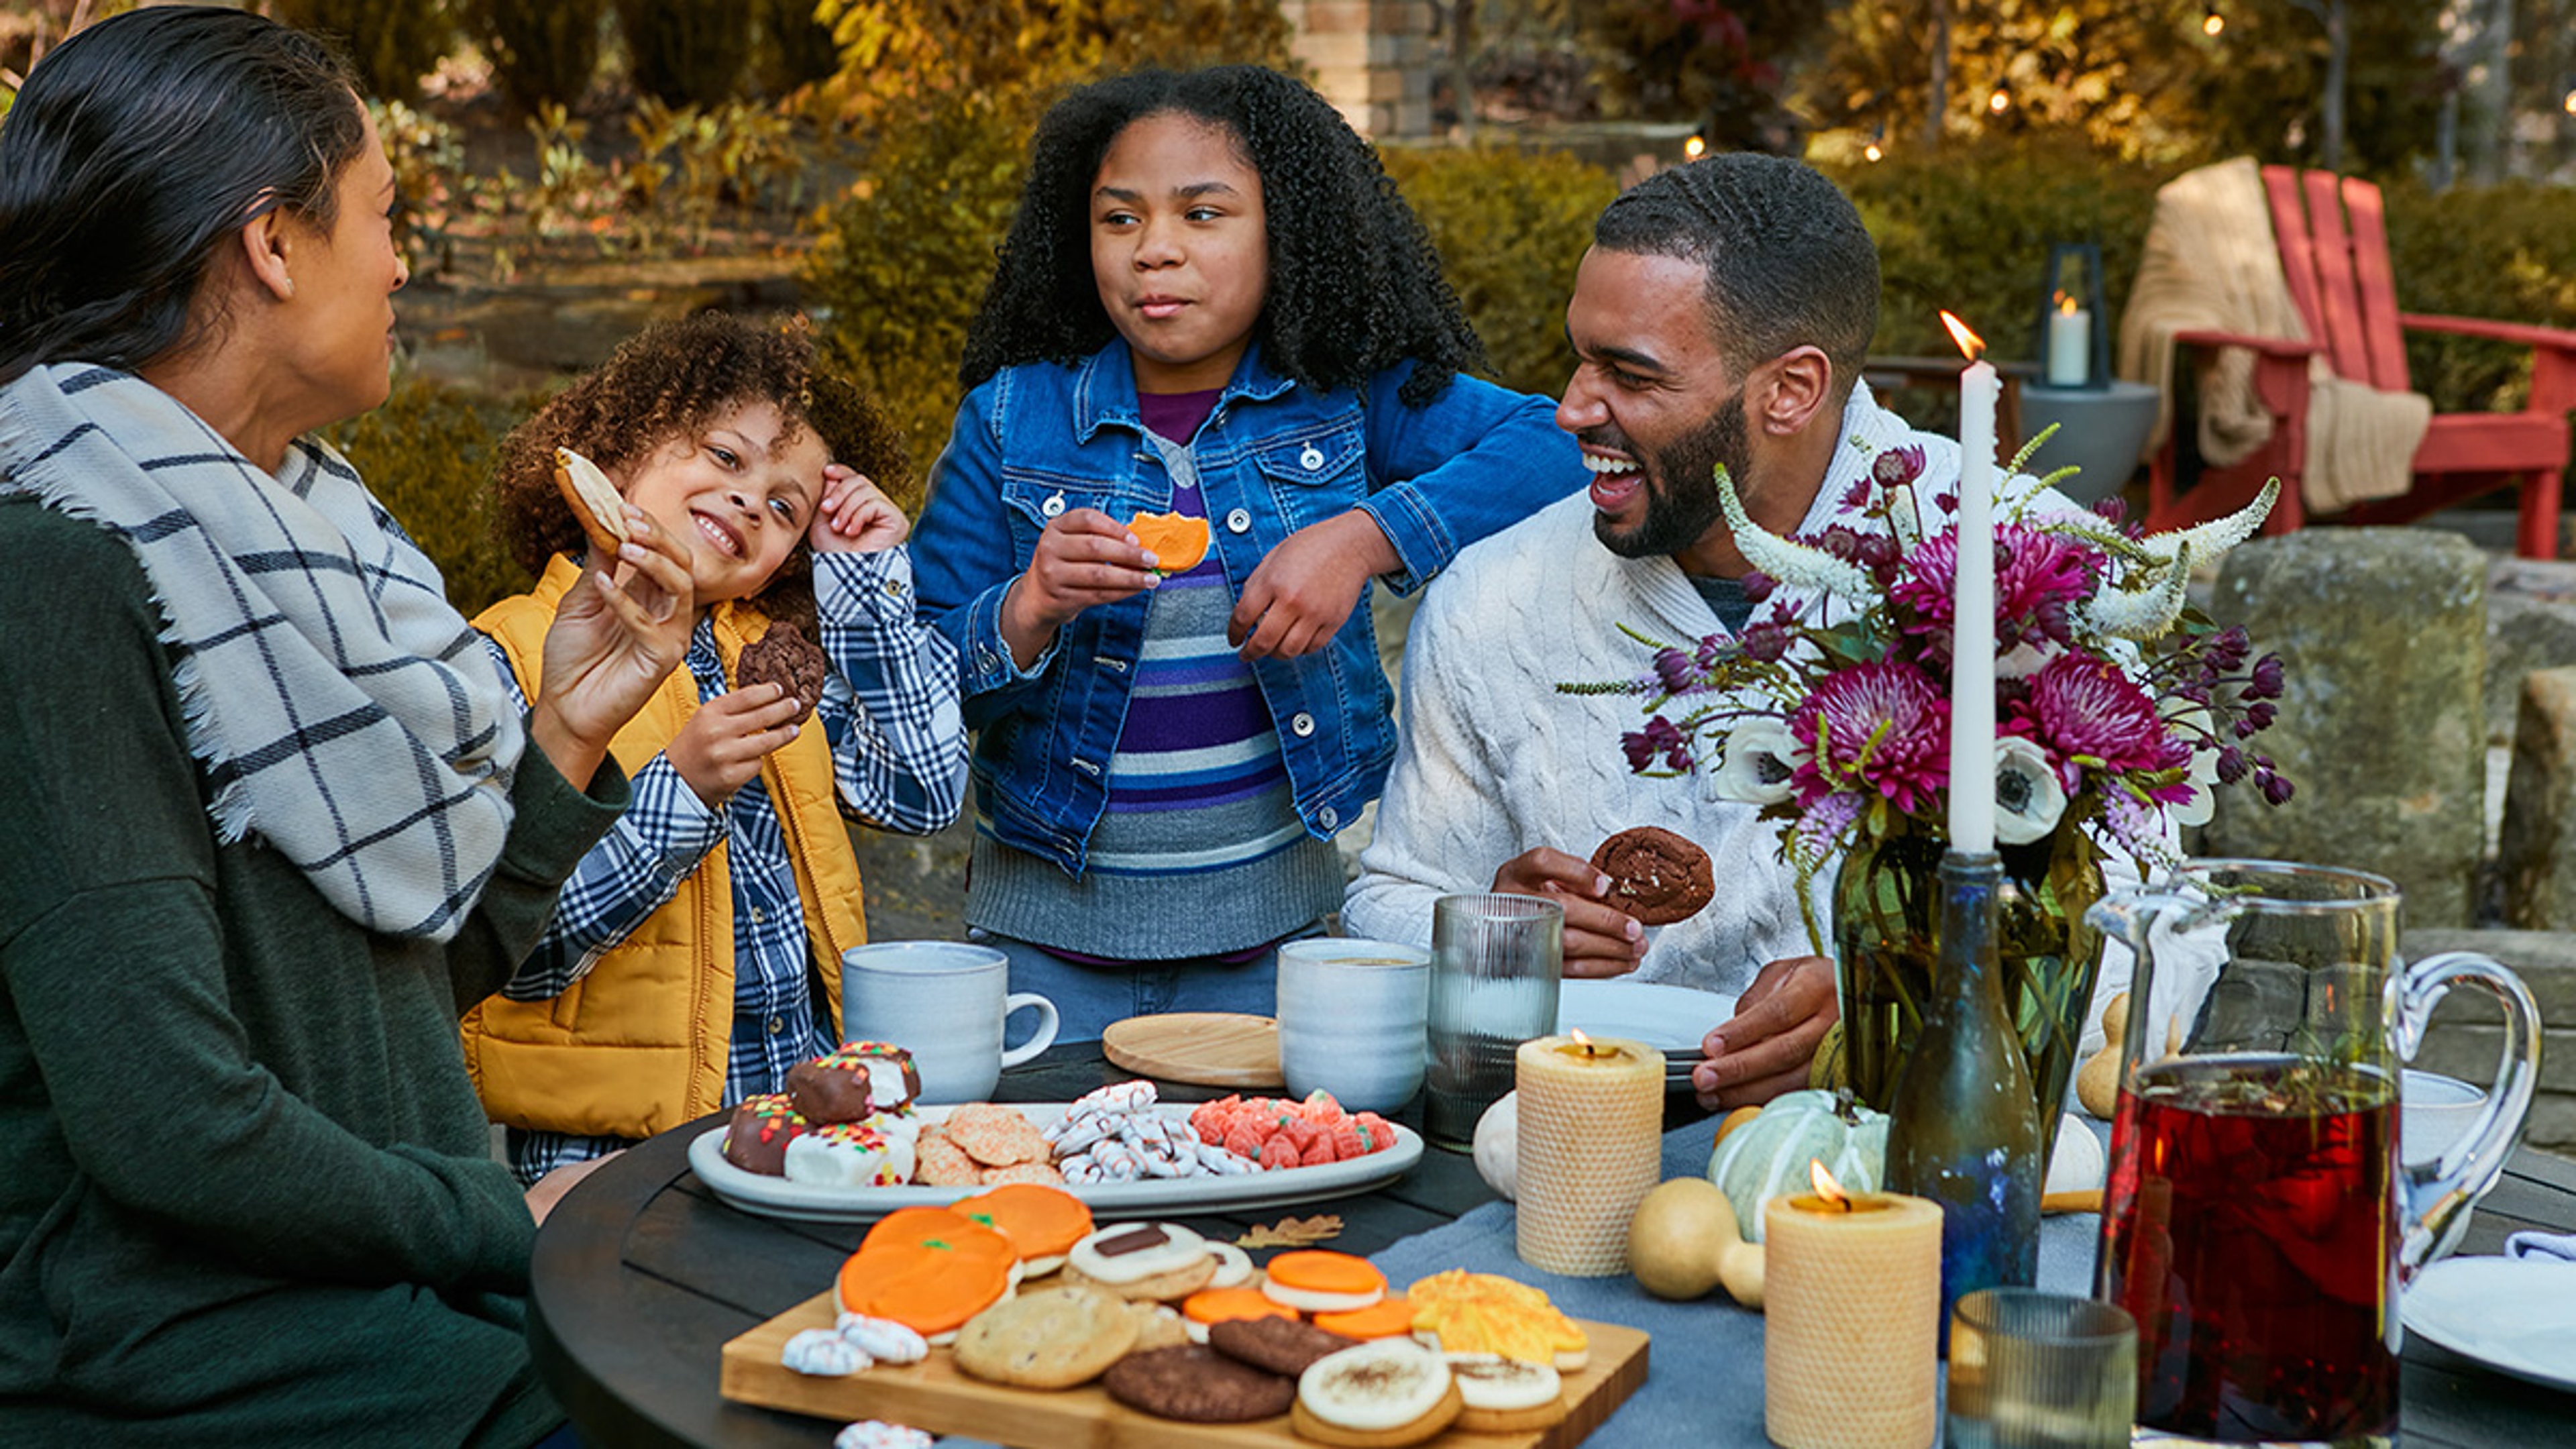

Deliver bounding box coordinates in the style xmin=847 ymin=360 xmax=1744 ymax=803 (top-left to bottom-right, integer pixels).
xmin=1346 ymin=386 xmax=1954 ymax=994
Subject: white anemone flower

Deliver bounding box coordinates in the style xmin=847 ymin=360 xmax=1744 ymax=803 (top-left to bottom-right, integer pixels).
xmin=2163 ymin=704 xmax=2222 ymax=828
xmin=1993 ymin=735 xmax=2069 ymax=845
xmin=1711 ymin=717 xmax=1804 ymax=806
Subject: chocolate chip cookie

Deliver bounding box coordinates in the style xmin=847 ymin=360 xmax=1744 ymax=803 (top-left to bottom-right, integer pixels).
xmin=1589 ymin=825 xmax=1715 ymax=926
xmin=735 ymin=620 xmax=826 ymax=723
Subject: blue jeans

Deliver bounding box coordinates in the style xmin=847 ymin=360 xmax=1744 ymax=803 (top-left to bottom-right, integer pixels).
xmin=969 ymin=925 xmax=1322 ymax=1042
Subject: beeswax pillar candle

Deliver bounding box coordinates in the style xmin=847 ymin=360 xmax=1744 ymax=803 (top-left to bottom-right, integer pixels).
xmin=1764 ymin=1179 xmax=1943 ymax=1449
xmin=1513 ymin=1034 xmax=1663 ymax=1275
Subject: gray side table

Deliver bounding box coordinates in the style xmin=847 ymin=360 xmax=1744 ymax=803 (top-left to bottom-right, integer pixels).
xmin=2020 ymin=379 xmax=2161 ymax=506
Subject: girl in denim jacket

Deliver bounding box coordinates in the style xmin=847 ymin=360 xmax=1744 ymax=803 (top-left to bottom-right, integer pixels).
xmin=912 ymin=65 xmax=1580 ymax=1038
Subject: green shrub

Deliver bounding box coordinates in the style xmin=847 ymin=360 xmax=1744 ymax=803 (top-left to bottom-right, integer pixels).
xmin=325 ymin=375 xmax=539 ymax=617
xmin=272 ymin=0 xmax=453 ymax=104
xmin=462 ymin=0 xmax=604 ymax=114
xmin=1823 ymin=138 xmax=2170 ymax=368
xmin=1381 ymin=143 xmax=1619 ymax=402
xmin=2384 ymin=178 xmax=2576 ymax=415
xmin=801 ymin=91 xmax=1030 ymax=508
xmin=614 ymin=0 xmax=753 ymax=107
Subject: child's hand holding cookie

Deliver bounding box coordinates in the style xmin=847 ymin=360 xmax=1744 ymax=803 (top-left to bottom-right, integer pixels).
xmin=667 ymin=683 xmax=805 ymax=808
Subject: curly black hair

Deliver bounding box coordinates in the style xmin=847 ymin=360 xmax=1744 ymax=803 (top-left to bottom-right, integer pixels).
xmin=1593 ymin=152 xmax=1879 ymax=400
xmin=960 ymin=65 xmax=1483 ymax=407
xmin=491 ymin=311 xmax=908 ymax=636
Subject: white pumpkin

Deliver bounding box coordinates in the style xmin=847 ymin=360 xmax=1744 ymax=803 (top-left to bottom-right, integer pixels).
xmin=1473 ymin=1090 xmax=1519 ymax=1200
xmin=2045 ymin=1113 xmax=2106 ymax=1196
xmin=1705 ymin=1089 xmax=1888 ymax=1243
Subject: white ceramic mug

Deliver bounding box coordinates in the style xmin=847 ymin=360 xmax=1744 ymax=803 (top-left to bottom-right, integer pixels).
xmin=841 ymin=942 xmax=1058 ymax=1104
xmin=1276 ymin=938 xmax=1432 ymax=1114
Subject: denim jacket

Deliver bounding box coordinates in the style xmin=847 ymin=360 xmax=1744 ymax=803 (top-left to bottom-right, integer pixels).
xmin=912 ymin=339 xmax=1581 ymax=875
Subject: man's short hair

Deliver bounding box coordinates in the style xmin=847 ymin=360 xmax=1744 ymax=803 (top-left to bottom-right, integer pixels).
xmin=1593 ymin=153 xmax=1880 ymax=396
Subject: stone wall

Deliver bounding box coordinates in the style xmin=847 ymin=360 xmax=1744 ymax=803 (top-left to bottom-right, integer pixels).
xmin=2406 ymin=928 xmax=2576 ymax=1156
xmin=1279 ymin=0 xmax=1435 ymax=140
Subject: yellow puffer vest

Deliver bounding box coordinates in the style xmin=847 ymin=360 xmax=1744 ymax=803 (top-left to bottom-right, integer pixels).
xmin=463 ymin=557 xmax=868 ymax=1140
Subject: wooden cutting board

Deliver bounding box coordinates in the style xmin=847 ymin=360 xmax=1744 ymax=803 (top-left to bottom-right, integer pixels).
xmin=1102 ymin=1012 xmax=1283 ymax=1089
xmin=721 ymin=1291 xmax=1649 ymax=1448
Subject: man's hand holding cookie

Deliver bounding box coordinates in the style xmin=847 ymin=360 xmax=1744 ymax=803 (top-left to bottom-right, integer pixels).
xmin=1490 ymin=848 xmax=1645 ymax=977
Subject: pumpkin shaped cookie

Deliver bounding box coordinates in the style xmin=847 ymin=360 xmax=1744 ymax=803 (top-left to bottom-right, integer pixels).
xmin=837 ymin=1208 xmax=1018 ymax=1335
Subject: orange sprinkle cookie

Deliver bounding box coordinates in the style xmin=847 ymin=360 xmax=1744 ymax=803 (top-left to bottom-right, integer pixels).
xmin=910 ymin=1124 xmax=982 ymax=1186
xmin=943 ymin=1103 xmax=1051 ymax=1167
xmin=1260 ymin=1250 xmax=1387 ymax=1313
xmin=1404 ymin=1270 xmax=1589 ymax=1371
xmin=1311 ymin=1295 xmax=1415 ymax=1341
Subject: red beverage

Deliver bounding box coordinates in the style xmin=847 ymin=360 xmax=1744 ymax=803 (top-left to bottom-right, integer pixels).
xmin=2096 ymin=1054 xmax=2399 ymax=1444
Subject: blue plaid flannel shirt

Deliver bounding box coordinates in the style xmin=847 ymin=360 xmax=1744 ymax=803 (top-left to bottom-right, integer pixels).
xmin=486 ymin=548 xmax=965 ymax=1185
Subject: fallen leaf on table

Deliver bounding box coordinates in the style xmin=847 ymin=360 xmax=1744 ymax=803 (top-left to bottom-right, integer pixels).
xmin=1237 ymin=1214 xmax=1342 ymax=1249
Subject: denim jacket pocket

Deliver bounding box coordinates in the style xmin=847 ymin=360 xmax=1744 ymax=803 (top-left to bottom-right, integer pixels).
xmin=998 ymin=470 xmax=1150 ymax=557
xmin=1248 ymin=426 xmax=1368 ymax=531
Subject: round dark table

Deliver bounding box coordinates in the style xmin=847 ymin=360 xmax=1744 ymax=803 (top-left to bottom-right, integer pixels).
xmin=529 ymin=1046 xmax=2576 ymax=1448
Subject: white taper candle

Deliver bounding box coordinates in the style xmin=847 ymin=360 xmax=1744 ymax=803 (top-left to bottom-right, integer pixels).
xmin=1948 ymin=350 xmax=1998 ymax=854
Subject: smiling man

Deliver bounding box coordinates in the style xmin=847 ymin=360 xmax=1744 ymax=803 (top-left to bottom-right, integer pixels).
xmin=1345 ymin=152 xmax=1969 ymax=1110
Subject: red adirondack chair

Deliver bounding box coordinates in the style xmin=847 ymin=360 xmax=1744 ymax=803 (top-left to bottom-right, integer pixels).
xmin=2145 ymin=166 xmax=2576 ymax=559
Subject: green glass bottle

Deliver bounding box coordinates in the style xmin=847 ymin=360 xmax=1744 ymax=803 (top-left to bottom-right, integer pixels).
xmin=1883 ymin=851 xmax=2042 ymax=1348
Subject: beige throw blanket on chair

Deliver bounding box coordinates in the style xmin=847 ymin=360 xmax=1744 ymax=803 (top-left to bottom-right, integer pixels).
xmin=2116 ymin=156 xmax=2428 ymax=513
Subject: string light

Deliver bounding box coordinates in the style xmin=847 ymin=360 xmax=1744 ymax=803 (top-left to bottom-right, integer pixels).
xmin=1864 ymin=121 xmax=1886 ymax=164
xmin=1684 ymin=135 xmax=1706 ymax=160
xmin=1987 ymin=89 xmax=2010 ymax=115
xmin=2203 ymin=7 xmax=2224 ymax=36
xmin=2563 ymin=86 xmax=2576 ymax=117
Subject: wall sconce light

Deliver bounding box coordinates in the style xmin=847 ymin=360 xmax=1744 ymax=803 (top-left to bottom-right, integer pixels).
xmin=2202 ymin=7 xmax=2224 ymax=37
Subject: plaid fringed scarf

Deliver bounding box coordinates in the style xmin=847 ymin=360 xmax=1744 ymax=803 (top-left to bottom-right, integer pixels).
xmin=0 ymin=364 xmax=521 ymax=941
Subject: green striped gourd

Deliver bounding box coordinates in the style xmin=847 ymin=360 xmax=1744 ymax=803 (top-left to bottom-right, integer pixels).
xmin=1704 ymin=1089 xmax=1889 ymax=1244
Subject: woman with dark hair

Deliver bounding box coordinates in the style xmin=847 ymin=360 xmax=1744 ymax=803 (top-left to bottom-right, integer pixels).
xmin=0 ymin=8 xmax=695 ymax=1444
xmin=912 ymin=65 xmax=1580 ymax=1037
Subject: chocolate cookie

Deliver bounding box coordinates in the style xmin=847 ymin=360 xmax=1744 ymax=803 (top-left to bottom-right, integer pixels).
xmin=1208 ymin=1315 xmax=1359 ymax=1377
xmin=735 ymin=620 xmax=826 ymax=723
xmin=1103 ymin=1344 xmax=1296 ymax=1423
xmin=1589 ymin=825 xmax=1715 ymax=926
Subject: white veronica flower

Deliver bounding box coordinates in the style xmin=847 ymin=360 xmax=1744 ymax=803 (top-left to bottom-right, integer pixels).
xmin=1712 ymin=717 xmax=1804 ymax=806
xmin=1715 ymin=465 xmax=1876 ymax=600
xmin=1994 ymin=736 xmax=2069 ymax=845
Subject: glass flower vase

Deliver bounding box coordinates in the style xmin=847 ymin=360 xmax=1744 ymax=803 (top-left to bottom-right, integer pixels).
xmin=1831 ymin=824 xmax=2106 ymax=1166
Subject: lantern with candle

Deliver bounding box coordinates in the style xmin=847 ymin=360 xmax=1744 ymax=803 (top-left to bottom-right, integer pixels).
xmin=2033 ymin=241 xmax=2108 ymax=390
xmin=1764 ymin=1160 xmax=1943 ymax=1449
xmin=1563 ymin=311 xmax=2295 ymax=1154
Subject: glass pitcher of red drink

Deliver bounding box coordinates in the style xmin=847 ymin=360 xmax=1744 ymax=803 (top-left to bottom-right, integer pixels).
xmin=2087 ymin=861 xmax=2538 ymax=1448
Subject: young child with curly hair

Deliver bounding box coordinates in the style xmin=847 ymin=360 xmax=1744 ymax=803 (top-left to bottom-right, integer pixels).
xmin=911 ymin=65 xmax=1582 ymax=1038
xmin=468 ymin=313 xmax=966 ymax=1183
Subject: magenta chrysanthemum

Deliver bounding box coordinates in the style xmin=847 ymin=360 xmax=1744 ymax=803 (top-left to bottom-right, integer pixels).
xmin=1788 ymin=661 xmax=1948 ymax=814
xmin=1893 ymin=523 xmax=2102 ymax=647
xmin=2008 ymin=654 xmax=2189 ymax=788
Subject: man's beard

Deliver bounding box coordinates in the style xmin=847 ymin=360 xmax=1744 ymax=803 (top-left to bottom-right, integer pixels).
xmin=1593 ymin=386 xmax=1751 ymax=559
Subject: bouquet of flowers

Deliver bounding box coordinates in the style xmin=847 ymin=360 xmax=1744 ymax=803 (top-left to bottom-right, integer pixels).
xmin=1566 ymin=431 xmax=2290 ymax=951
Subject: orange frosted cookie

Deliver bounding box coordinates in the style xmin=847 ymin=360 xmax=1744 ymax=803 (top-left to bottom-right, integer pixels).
xmin=1180 ymin=1285 xmax=1299 ymax=1342
xmin=1312 ymin=1295 xmax=1415 ymax=1340
xmin=1261 ymin=1250 xmax=1387 ymax=1313
xmin=837 ymin=1208 xmax=1017 ymax=1336
xmin=1127 ymin=511 xmax=1210 ymax=574
xmin=954 ymin=1182 xmax=1093 ymax=1271
xmin=1405 ymin=1269 xmax=1589 ymax=1371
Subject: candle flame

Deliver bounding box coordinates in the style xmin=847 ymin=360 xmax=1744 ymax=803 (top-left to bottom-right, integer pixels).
xmin=1941 ymin=311 xmax=1985 ymax=361
xmin=1810 ymin=1158 xmax=1853 ymax=1210
xmin=2055 ymin=290 xmax=2078 ymax=315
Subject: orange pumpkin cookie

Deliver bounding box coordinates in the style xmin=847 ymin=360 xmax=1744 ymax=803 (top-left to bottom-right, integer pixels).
xmin=1260 ymin=1250 xmax=1387 ymax=1313
xmin=1127 ymin=511 xmax=1210 ymax=574
xmin=955 ymin=1183 xmax=1094 ymax=1271
xmin=837 ymin=1208 xmax=1018 ymax=1336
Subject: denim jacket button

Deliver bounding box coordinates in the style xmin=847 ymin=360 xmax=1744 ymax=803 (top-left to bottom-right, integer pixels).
xmin=1299 ymin=444 xmax=1324 ymax=471
xmin=1290 ymin=710 xmax=1316 ymax=738
xmin=1318 ymin=805 xmax=1340 ymax=830
xmin=1040 ymin=491 xmax=1067 ymax=519
xmin=1225 ymin=508 xmax=1252 ymax=534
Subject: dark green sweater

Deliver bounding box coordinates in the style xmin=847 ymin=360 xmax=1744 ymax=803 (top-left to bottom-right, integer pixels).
xmin=0 ymin=497 xmax=629 ymax=1446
